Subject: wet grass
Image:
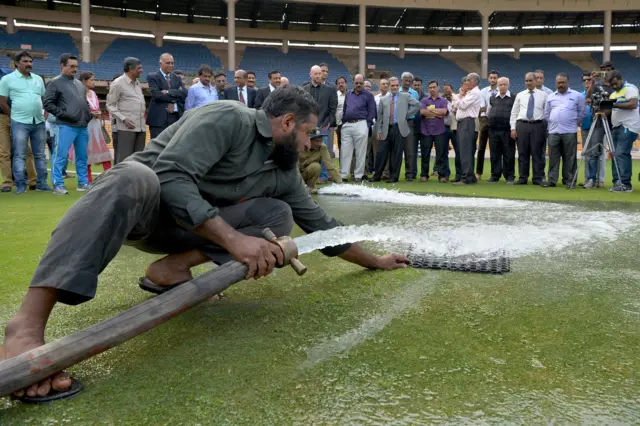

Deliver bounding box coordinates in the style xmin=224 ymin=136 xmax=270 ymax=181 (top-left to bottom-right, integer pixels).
xmin=1 ymin=176 xmax=639 ymax=424
xmin=331 ymin=158 xmax=640 ymax=202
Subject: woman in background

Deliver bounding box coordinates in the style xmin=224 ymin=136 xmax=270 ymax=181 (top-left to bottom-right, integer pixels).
xmin=79 ymin=71 xmax=112 ymax=182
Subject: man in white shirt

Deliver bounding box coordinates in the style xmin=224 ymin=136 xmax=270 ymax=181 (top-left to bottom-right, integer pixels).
xmin=334 ymin=76 xmax=348 ymax=152
xmin=453 ymin=73 xmax=482 ymax=185
xmin=510 ymin=72 xmax=548 ymax=185
xmin=607 ymin=71 xmax=640 ymax=192
xmin=477 ymin=70 xmax=500 ymax=179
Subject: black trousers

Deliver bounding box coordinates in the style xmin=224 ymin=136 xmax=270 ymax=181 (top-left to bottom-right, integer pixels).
xmin=420 ymin=133 xmax=449 ymax=178
xmin=515 ymin=121 xmax=546 ymax=183
xmin=447 ymin=127 xmax=461 ymax=180
xmin=29 ymin=161 xmax=294 ymax=306
xmin=476 ymin=116 xmax=490 ymax=175
xmin=457 ymin=118 xmax=477 ymax=183
xmin=374 ymin=124 xmax=404 ymax=181
xmin=489 ymin=129 xmax=516 ymax=180
xmin=547 ymin=133 xmax=578 ymax=185
xmin=149 ymin=114 xmax=180 ymax=139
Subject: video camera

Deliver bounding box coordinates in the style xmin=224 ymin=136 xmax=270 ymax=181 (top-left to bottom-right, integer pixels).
xmin=590 ymin=71 xmax=614 ymax=112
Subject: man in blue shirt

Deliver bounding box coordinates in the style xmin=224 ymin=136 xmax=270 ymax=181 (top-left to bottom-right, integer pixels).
xmin=399 ymin=72 xmax=420 ymax=181
xmin=0 ymin=50 xmax=50 ymax=194
xmin=340 ymin=74 xmax=376 ymax=182
xmin=185 ymin=65 xmax=218 ymax=111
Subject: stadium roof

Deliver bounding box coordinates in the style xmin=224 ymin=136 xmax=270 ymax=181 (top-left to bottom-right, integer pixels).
xmin=8 ymin=0 xmax=640 ymax=37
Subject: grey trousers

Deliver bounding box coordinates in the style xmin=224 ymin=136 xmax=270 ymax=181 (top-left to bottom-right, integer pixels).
xmin=547 ymin=133 xmax=578 ymax=185
xmin=30 ymin=161 xmax=294 ymax=305
xmin=116 ymin=131 xmax=146 ymax=163
xmin=403 ymin=119 xmax=416 ymax=179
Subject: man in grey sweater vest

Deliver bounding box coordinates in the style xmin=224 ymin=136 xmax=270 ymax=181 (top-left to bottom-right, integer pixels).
xmin=43 ymin=53 xmax=92 ymax=195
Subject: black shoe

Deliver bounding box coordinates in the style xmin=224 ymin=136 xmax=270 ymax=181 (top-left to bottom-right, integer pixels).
xmin=532 ymin=181 xmax=543 ymax=186
xmin=514 ymin=179 xmax=527 ymax=185
xmin=386 ymin=179 xmax=398 ymax=183
xmin=29 ymin=185 xmax=36 ymax=191
xmin=372 ymin=177 xmax=381 ymax=182
xmin=541 ymin=181 xmax=556 ymax=188
xmin=452 ymin=178 xmax=461 ymax=183
xmin=1 ymin=185 xmax=11 ymax=192
xmin=486 ymin=177 xmax=499 ymax=183
xmin=406 ymin=178 xmax=414 ymax=182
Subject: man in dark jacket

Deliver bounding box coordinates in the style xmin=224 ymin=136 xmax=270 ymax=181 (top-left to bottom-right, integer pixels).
xmin=43 ymin=53 xmax=92 ymax=194
xmin=302 ymin=65 xmax=337 ymax=182
xmin=223 ymin=70 xmax=257 ymax=107
xmin=254 ymin=70 xmax=281 ymax=109
xmin=486 ymin=77 xmax=516 ymax=183
xmin=146 ymin=53 xmax=187 ymax=139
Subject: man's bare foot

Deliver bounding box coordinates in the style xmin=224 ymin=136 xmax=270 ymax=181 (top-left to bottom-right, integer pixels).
xmin=145 ymin=256 xmax=194 ymax=287
xmin=2 ymin=317 xmax=72 ymax=398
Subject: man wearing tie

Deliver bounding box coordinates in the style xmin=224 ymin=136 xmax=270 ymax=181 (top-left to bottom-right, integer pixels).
xmin=223 ymin=70 xmax=257 ymax=108
xmin=254 ymin=70 xmax=281 ymax=110
xmin=510 ymin=72 xmax=548 ymax=185
xmin=373 ymin=77 xmax=421 ymax=183
xmin=146 ymin=53 xmax=187 ymax=139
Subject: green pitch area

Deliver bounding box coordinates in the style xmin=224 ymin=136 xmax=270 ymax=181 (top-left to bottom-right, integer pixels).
xmin=1 ymin=171 xmax=639 ymax=424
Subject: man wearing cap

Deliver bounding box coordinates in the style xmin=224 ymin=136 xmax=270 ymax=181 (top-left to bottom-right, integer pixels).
xmin=299 ymin=127 xmax=342 ymax=193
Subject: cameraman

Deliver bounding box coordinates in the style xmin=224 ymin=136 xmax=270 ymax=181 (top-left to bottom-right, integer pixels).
xmin=582 ymin=62 xmax=615 ymax=189
xmin=607 ymin=71 xmax=640 ymax=192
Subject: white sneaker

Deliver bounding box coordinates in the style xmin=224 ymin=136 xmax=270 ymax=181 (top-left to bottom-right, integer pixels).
xmin=583 ymin=179 xmax=595 ymax=189
xmin=53 ymin=186 xmax=68 ymax=195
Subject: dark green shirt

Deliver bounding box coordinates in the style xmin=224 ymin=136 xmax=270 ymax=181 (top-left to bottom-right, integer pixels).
xmin=129 ymin=100 xmax=350 ymax=256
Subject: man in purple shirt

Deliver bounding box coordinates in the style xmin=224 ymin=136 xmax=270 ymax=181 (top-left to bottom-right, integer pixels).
xmin=543 ymin=73 xmax=586 ymax=188
xmin=340 ymin=74 xmax=377 ymax=181
xmin=419 ymin=80 xmax=450 ymax=182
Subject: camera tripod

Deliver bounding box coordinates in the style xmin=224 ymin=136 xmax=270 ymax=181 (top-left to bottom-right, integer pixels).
xmin=571 ymin=112 xmax=622 ymax=189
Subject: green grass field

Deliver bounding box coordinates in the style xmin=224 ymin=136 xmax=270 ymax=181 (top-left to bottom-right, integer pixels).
xmin=1 ymin=160 xmax=639 ymax=424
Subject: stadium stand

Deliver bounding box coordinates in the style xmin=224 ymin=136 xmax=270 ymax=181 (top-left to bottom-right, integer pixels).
xmin=239 ymin=47 xmax=352 ymax=87
xmin=486 ymin=54 xmax=584 ymax=93
xmin=592 ymin=52 xmax=640 ymax=83
xmin=82 ymin=38 xmax=223 ymax=81
xmin=365 ymin=52 xmax=468 ymax=88
xmin=0 ymin=29 xmax=78 ymax=77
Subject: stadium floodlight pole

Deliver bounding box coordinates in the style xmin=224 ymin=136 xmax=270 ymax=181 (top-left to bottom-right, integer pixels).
xmin=224 ymin=0 xmax=237 ymax=71
xmin=603 ymin=10 xmax=612 ymax=63
xmin=479 ymin=9 xmax=491 ymax=79
xmin=81 ymin=0 xmax=90 ymax=63
xmin=359 ymin=4 xmax=366 ymax=76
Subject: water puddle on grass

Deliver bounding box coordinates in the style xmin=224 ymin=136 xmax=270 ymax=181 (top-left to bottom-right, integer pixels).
xmin=297 ymin=185 xmax=640 ymax=371
xmin=297 ymin=185 xmax=640 ymax=260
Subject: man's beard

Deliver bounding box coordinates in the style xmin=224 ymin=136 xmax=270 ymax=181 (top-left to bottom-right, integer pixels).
xmin=271 ymin=131 xmax=299 ymax=170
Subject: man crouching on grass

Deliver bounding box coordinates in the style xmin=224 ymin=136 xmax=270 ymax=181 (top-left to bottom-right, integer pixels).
xmin=1 ymin=86 xmax=408 ymax=401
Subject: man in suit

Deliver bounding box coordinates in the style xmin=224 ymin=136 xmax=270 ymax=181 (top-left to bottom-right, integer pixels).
xmin=302 ymin=65 xmax=337 ymax=182
xmin=373 ymin=76 xmax=421 ymax=183
xmin=223 ymin=70 xmax=256 ymax=108
xmin=254 ymin=69 xmax=281 ymax=109
xmin=146 ymin=53 xmax=188 ymax=139
xmin=214 ymin=72 xmax=227 ymax=100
